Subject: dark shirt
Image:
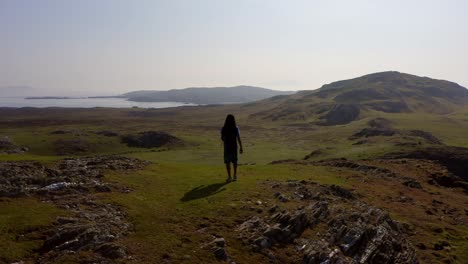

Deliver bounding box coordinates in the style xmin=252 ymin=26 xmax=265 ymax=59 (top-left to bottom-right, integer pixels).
xmin=221 ymin=127 xmax=240 ymax=153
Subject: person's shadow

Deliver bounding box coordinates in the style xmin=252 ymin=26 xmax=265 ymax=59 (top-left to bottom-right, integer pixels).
xmin=180 ymin=182 xmax=228 ymax=202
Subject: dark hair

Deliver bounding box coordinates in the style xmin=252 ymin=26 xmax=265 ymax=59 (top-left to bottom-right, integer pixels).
xmin=223 ymin=114 xmax=237 ymax=134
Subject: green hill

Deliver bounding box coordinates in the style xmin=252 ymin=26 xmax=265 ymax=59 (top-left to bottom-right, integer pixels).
xmin=247 ymin=71 xmax=468 ymax=125
xmin=122 ymin=86 xmax=295 ymax=104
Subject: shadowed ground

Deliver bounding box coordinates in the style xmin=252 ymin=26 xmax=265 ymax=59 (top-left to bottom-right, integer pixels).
xmin=180 ymin=182 xmax=228 ymax=202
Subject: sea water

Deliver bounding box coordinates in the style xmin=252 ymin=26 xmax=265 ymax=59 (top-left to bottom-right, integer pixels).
xmin=0 ymin=97 xmax=196 ymax=108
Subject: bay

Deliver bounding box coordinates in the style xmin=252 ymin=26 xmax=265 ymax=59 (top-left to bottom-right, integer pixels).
xmin=0 ymin=97 xmax=196 ymax=108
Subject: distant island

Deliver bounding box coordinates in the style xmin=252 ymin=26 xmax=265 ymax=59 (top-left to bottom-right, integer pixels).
xmin=25 ymin=96 xmax=127 ymax=100
xmin=19 ymin=86 xmax=295 ymax=105
xmin=121 ymin=86 xmax=296 ymax=104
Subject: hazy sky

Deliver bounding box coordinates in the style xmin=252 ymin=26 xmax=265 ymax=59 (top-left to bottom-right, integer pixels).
xmin=1 ymin=0 xmax=467 ymax=95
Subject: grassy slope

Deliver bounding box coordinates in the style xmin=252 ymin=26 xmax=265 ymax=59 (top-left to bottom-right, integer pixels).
xmin=0 ymin=105 xmax=467 ymax=263
xmin=0 ymin=198 xmax=65 ymax=263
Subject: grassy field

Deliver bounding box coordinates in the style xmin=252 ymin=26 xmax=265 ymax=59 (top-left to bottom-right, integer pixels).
xmin=0 ymin=105 xmax=467 ymax=263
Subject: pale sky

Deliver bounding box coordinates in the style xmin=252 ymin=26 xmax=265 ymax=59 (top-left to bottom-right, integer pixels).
xmin=1 ymin=0 xmax=467 ymax=96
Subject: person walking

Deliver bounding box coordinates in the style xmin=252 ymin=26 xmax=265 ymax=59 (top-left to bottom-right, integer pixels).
xmin=221 ymin=114 xmax=243 ymax=182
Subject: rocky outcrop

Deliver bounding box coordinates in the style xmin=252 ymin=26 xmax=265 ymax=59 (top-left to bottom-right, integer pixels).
xmin=385 ymin=146 xmax=468 ymax=181
xmin=405 ymin=130 xmax=441 ymax=145
xmin=121 ymin=131 xmax=182 ymax=148
xmin=318 ymin=104 xmax=361 ymax=126
xmin=312 ymin=159 xmax=398 ymax=178
xmin=349 ymin=119 xmax=442 ymax=145
xmin=54 ymin=139 xmax=92 ymax=155
xmin=0 ymin=156 xmax=149 ymax=263
xmin=303 ymin=150 xmax=324 ymax=160
xmin=0 ymin=136 xmax=28 ymax=154
xmin=0 ymin=155 xmax=147 ymax=197
xmin=95 ymin=130 xmax=119 ymax=137
xmin=367 ymin=118 xmax=393 ymax=129
xmin=236 ymin=181 xmax=418 ymax=263
xmin=349 ymin=127 xmax=397 ymax=139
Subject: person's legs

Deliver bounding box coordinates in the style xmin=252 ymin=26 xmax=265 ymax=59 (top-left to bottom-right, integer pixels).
xmin=225 ymin=162 xmax=232 ymax=181
xmin=233 ymin=163 xmax=238 ymax=181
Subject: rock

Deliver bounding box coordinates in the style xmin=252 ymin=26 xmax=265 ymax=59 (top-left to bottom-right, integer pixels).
xmin=312 ymin=159 xmax=397 ymax=178
xmin=263 ymin=224 xmax=288 ymax=243
xmin=95 ymin=243 xmax=127 ymax=259
xmin=398 ymin=195 xmax=413 ymax=203
xmin=368 ymin=118 xmax=393 ymax=129
xmin=96 ymin=130 xmax=119 ymax=137
xmin=213 ymin=237 xmax=226 ymax=247
xmin=121 ymin=131 xmax=182 ymax=148
xmin=209 ymin=237 xmax=230 ymax=261
xmin=54 ymin=139 xmax=92 ymax=155
xmin=94 ymin=184 xmax=112 ymax=192
xmin=0 ymin=136 xmax=13 ymax=147
xmin=303 ymin=242 xmax=347 ymax=264
xmin=329 ymin=185 xmax=354 ymax=199
xmin=349 ymin=127 xmax=397 ymax=140
xmin=56 ymin=217 xmax=79 ymax=224
xmin=277 ymin=194 xmax=289 ymax=202
xmin=236 ymin=181 xmax=418 ymax=263
xmin=0 ymin=156 xmax=149 ymax=262
xmin=318 ymin=104 xmax=361 ymax=126
xmin=0 ymin=136 xmax=28 ymax=154
xmin=268 ymin=205 xmax=279 ymax=213
xmin=416 ymin=243 xmax=427 ymax=250
xmin=385 ymin=146 xmax=468 ymax=182
xmin=403 ymin=179 xmax=423 ymax=189
xmin=350 ymin=121 xmax=442 ymax=145
xmin=42 ymin=182 xmax=74 ymax=191
xmin=252 ymin=236 xmax=270 ymax=250
xmin=406 ymin=130 xmax=442 ymax=144
xmin=304 ymin=150 xmax=324 ymax=160
xmin=213 ymin=246 xmax=228 ymax=261
xmin=434 ymin=241 xmax=450 ymax=251
xmin=352 ymin=140 xmax=368 ymax=145
xmin=50 ymin=130 xmax=72 ymax=134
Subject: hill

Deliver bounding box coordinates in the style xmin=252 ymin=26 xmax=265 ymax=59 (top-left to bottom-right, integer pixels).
xmin=1 ymin=72 xmax=468 ymax=263
xmin=122 ymin=86 xmax=295 ymax=104
xmin=247 ymin=71 xmax=468 ymax=125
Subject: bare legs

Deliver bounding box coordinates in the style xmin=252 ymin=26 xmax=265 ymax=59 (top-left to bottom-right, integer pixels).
xmin=233 ymin=163 xmax=237 ymax=180
xmin=225 ymin=163 xmax=238 ymax=182
xmin=225 ymin=163 xmax=232 ymax=181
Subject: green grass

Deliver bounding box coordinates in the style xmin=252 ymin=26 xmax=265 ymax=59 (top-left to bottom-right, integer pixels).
xmin=103 ymin=162 xmax=343 ymax=263
xmin=0 ymin=198 xmax=66 ymax=263
xmin=1 ymin=106 xmax=468 ymax=263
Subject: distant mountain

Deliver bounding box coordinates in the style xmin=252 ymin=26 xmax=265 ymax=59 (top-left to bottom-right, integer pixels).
xmin=122 ymin=86 xmax=295 ymax=104
xmin=0 ymin=86 xmax=36 ymax=97
xmin=247 ymin=71 xmax=468 ymax=125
